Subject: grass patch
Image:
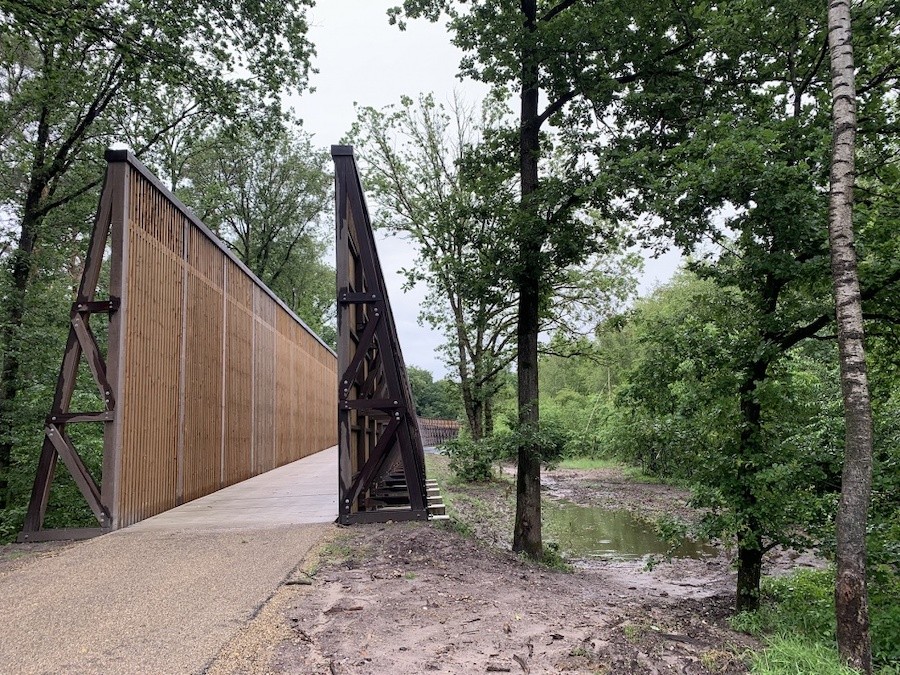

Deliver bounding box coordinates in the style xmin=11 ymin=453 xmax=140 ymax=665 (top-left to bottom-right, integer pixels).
xmin=425 ymin=453 xmax=497 ymax=539
xmin=314 ymin=533 xmax=362 ymax=569
xmin=558 ymin=456 xmax=656 ymax=482
xmin=539 ymin=541 xmax=571 ymax=572
xmin=622 ymin=622 xmax=645 ymax=643
xmin=427 ymin=453 xmax=573 ymax=572
xmin=700 ymin=648 xmax=743 ymax=673
xmin=746 ymin=637 xmax=855 ymax=675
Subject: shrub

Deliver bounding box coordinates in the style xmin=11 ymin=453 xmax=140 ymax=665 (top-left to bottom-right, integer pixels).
xmin=442 ymin=437 xmax=495 ymax=482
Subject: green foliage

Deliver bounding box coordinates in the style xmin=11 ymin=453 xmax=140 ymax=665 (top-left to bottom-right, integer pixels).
xmin=442 ymin=436 xmax=496 ymax=483
xmin=540 ymin=389 xmax=609 ymax=459
xmin=407 ymin=366 xmax=462 ymax=419
xmin=178 ymin=116 xmax=335 ymax=341
xmin=0 ymin=0 xmax=320 ymax=529
xmin=350 ymin=93 xmax=518 ymax=440
xmin=595 ymin=274 xmax=845 ymax=559
xmin=443 ymin=414 xmax=571 ymax=483
xmin=0 ymin=204 xmax=108 ymax=539
xmin=745 ymin=637 xmax=857 ymax=675
xmin=731 ymin=569 xmax=900 ymax=671
xmin=539 ymin=541 xmax=570 ymax=572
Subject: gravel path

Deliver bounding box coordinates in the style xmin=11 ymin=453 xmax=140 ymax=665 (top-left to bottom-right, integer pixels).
xmin=0 ymin=523 xmax=332 ymax=674
xmin=0 ymin=449 xmax=338 ymax=674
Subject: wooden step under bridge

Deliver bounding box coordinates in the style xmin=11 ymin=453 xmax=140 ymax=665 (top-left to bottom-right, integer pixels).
xmin=18 ymin=146 xmax=452 ymax=541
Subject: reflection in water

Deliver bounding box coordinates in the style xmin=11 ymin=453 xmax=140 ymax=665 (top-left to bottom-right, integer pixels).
xmin=545 ymin=503 xmax=718 ymax=561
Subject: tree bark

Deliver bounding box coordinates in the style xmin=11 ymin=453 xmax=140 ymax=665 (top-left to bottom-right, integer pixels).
xmin=827 ymin=2 xmax=873 ymax=671
xmin=735 ymin=359 xmax=768 ymax=612
xmin=512 ymin=0 xmax=543 ymax=559
xmin=736 ymin=540 xmax=764 ymax=613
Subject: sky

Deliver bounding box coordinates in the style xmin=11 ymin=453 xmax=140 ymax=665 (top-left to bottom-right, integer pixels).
xmin=288 ymin=1 xmax=682 ymax=377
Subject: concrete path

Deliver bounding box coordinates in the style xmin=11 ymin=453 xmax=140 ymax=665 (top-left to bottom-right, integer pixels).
xmin=0 ymin=446 xmax=338 ymax=674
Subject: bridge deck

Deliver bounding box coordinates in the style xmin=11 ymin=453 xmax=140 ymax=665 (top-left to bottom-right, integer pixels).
xmin=1 ymin=447 xmax=338 ymax=674
xmin=127 ymin=444 xmax=338 ymax=531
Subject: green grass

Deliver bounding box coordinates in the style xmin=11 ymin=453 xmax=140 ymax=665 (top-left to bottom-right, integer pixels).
xmin=558 ymin=456 xmax=656 ymax=482
xmin=746 ymin=637 xmax=856 ymax=675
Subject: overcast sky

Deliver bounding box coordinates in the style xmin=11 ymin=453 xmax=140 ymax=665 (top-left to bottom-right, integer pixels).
xmin=288 ymin=1 xmax=681 ymax=377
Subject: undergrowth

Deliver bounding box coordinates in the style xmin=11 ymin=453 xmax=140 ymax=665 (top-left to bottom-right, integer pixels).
xmin=426 ymin=452 xmax=571 ymax=572
xmin=731 ymin=568 xmax=900 ymax=674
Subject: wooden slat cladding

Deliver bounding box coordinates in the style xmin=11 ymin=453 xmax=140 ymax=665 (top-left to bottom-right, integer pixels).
xmin=112 ymin=158 xmax=337 ymax=528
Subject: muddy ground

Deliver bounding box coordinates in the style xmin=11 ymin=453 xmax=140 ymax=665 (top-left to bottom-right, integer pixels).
xmin=207 ymin=458 xmax=822 ymax=674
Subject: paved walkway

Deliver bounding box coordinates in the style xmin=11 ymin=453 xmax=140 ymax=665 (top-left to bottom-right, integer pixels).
xmin=0 ymin=446 xmax=338 ymax=674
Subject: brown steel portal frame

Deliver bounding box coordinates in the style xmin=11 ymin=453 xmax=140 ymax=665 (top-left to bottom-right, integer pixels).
xmin=332 ymin=146 xmax=429 ymax=524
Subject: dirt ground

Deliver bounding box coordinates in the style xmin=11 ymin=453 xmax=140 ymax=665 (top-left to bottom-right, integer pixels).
xmin=206 ymin=459 xmax=823 ymax=674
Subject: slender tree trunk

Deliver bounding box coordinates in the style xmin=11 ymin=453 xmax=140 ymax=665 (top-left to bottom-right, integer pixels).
xmin=512 ymin=0 xmax=543 ymax=559
xmin=828 ymin=2 xmax=873 ymax=670
xmin=484 ymin=395 xmax=494 ymax=437
xmin=736 ymin=360 xmax=768 ymax=612
xmin=454 ymin=311 xmax=482 ymax=440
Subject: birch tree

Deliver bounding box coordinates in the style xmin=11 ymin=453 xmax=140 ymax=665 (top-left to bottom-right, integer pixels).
xmin=827 ymin=1 xmax=874 ymax=670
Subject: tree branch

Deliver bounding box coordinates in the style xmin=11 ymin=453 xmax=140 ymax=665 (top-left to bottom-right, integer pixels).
xmin=540 ymin=0 xmax=579 ymax=23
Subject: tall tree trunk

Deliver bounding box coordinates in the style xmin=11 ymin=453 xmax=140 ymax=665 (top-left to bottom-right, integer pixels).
xmin=735 ymin=359 xmax=768 ymax=612
xmin=512 ymin=0 xmax=543 ymax=559
xmin=827 ymin=2 xmax=873 ymax=670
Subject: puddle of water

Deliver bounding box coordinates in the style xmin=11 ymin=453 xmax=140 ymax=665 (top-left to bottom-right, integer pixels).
xmin=545 ymin=503 xmax=718 ymax=561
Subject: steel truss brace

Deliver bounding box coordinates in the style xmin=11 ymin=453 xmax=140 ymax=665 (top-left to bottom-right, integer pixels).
xmin=18 ymin=157 xmax=128 ymax=541
xmin=333 ymin=146 xmax=429 ymax=525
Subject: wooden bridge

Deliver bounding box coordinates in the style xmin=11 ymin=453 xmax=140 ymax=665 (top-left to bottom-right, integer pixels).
xmin=19 ymin=146 xmax=450 ymax=542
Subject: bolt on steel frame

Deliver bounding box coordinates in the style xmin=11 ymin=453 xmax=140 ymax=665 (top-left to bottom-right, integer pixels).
xmin=332 ymin=146 xmax=430 ymax=524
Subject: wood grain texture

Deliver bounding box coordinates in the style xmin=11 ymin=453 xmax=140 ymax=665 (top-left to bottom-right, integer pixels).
xmin=115 ymin=170 xmax=336 ymax=527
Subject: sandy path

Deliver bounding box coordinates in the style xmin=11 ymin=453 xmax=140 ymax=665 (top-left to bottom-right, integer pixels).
xmin=0 ymin=448 xmax=339 ymax=674
xmin=0 ymin=523 xmax=333 ymax=674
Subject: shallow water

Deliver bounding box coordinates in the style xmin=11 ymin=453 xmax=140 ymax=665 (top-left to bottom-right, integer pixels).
xmin=545 ymin=502 xmax=718 ymax=561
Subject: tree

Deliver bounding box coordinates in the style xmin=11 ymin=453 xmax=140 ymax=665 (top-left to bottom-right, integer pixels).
xmin=350 ymin=94 xmax=519 ymax=441
xmin=352 ymin=93 xmax=638 ymax=445
xmin=827 ymin=1 xmax=873 ymax=669
xmin=606 ymin=272 xmax=843 ymax=560
xmin=407 ymin=365 xmax=462 ymax=419
xmin=389 ymin=0 xmax=685 ymax=558
xmin=602 ymin=0 xmax=899 ymax=610
xmin=0 ymin=0 xmax=316 ymax=508
xmin=178 ymin=118 xmax=335 ymax=340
